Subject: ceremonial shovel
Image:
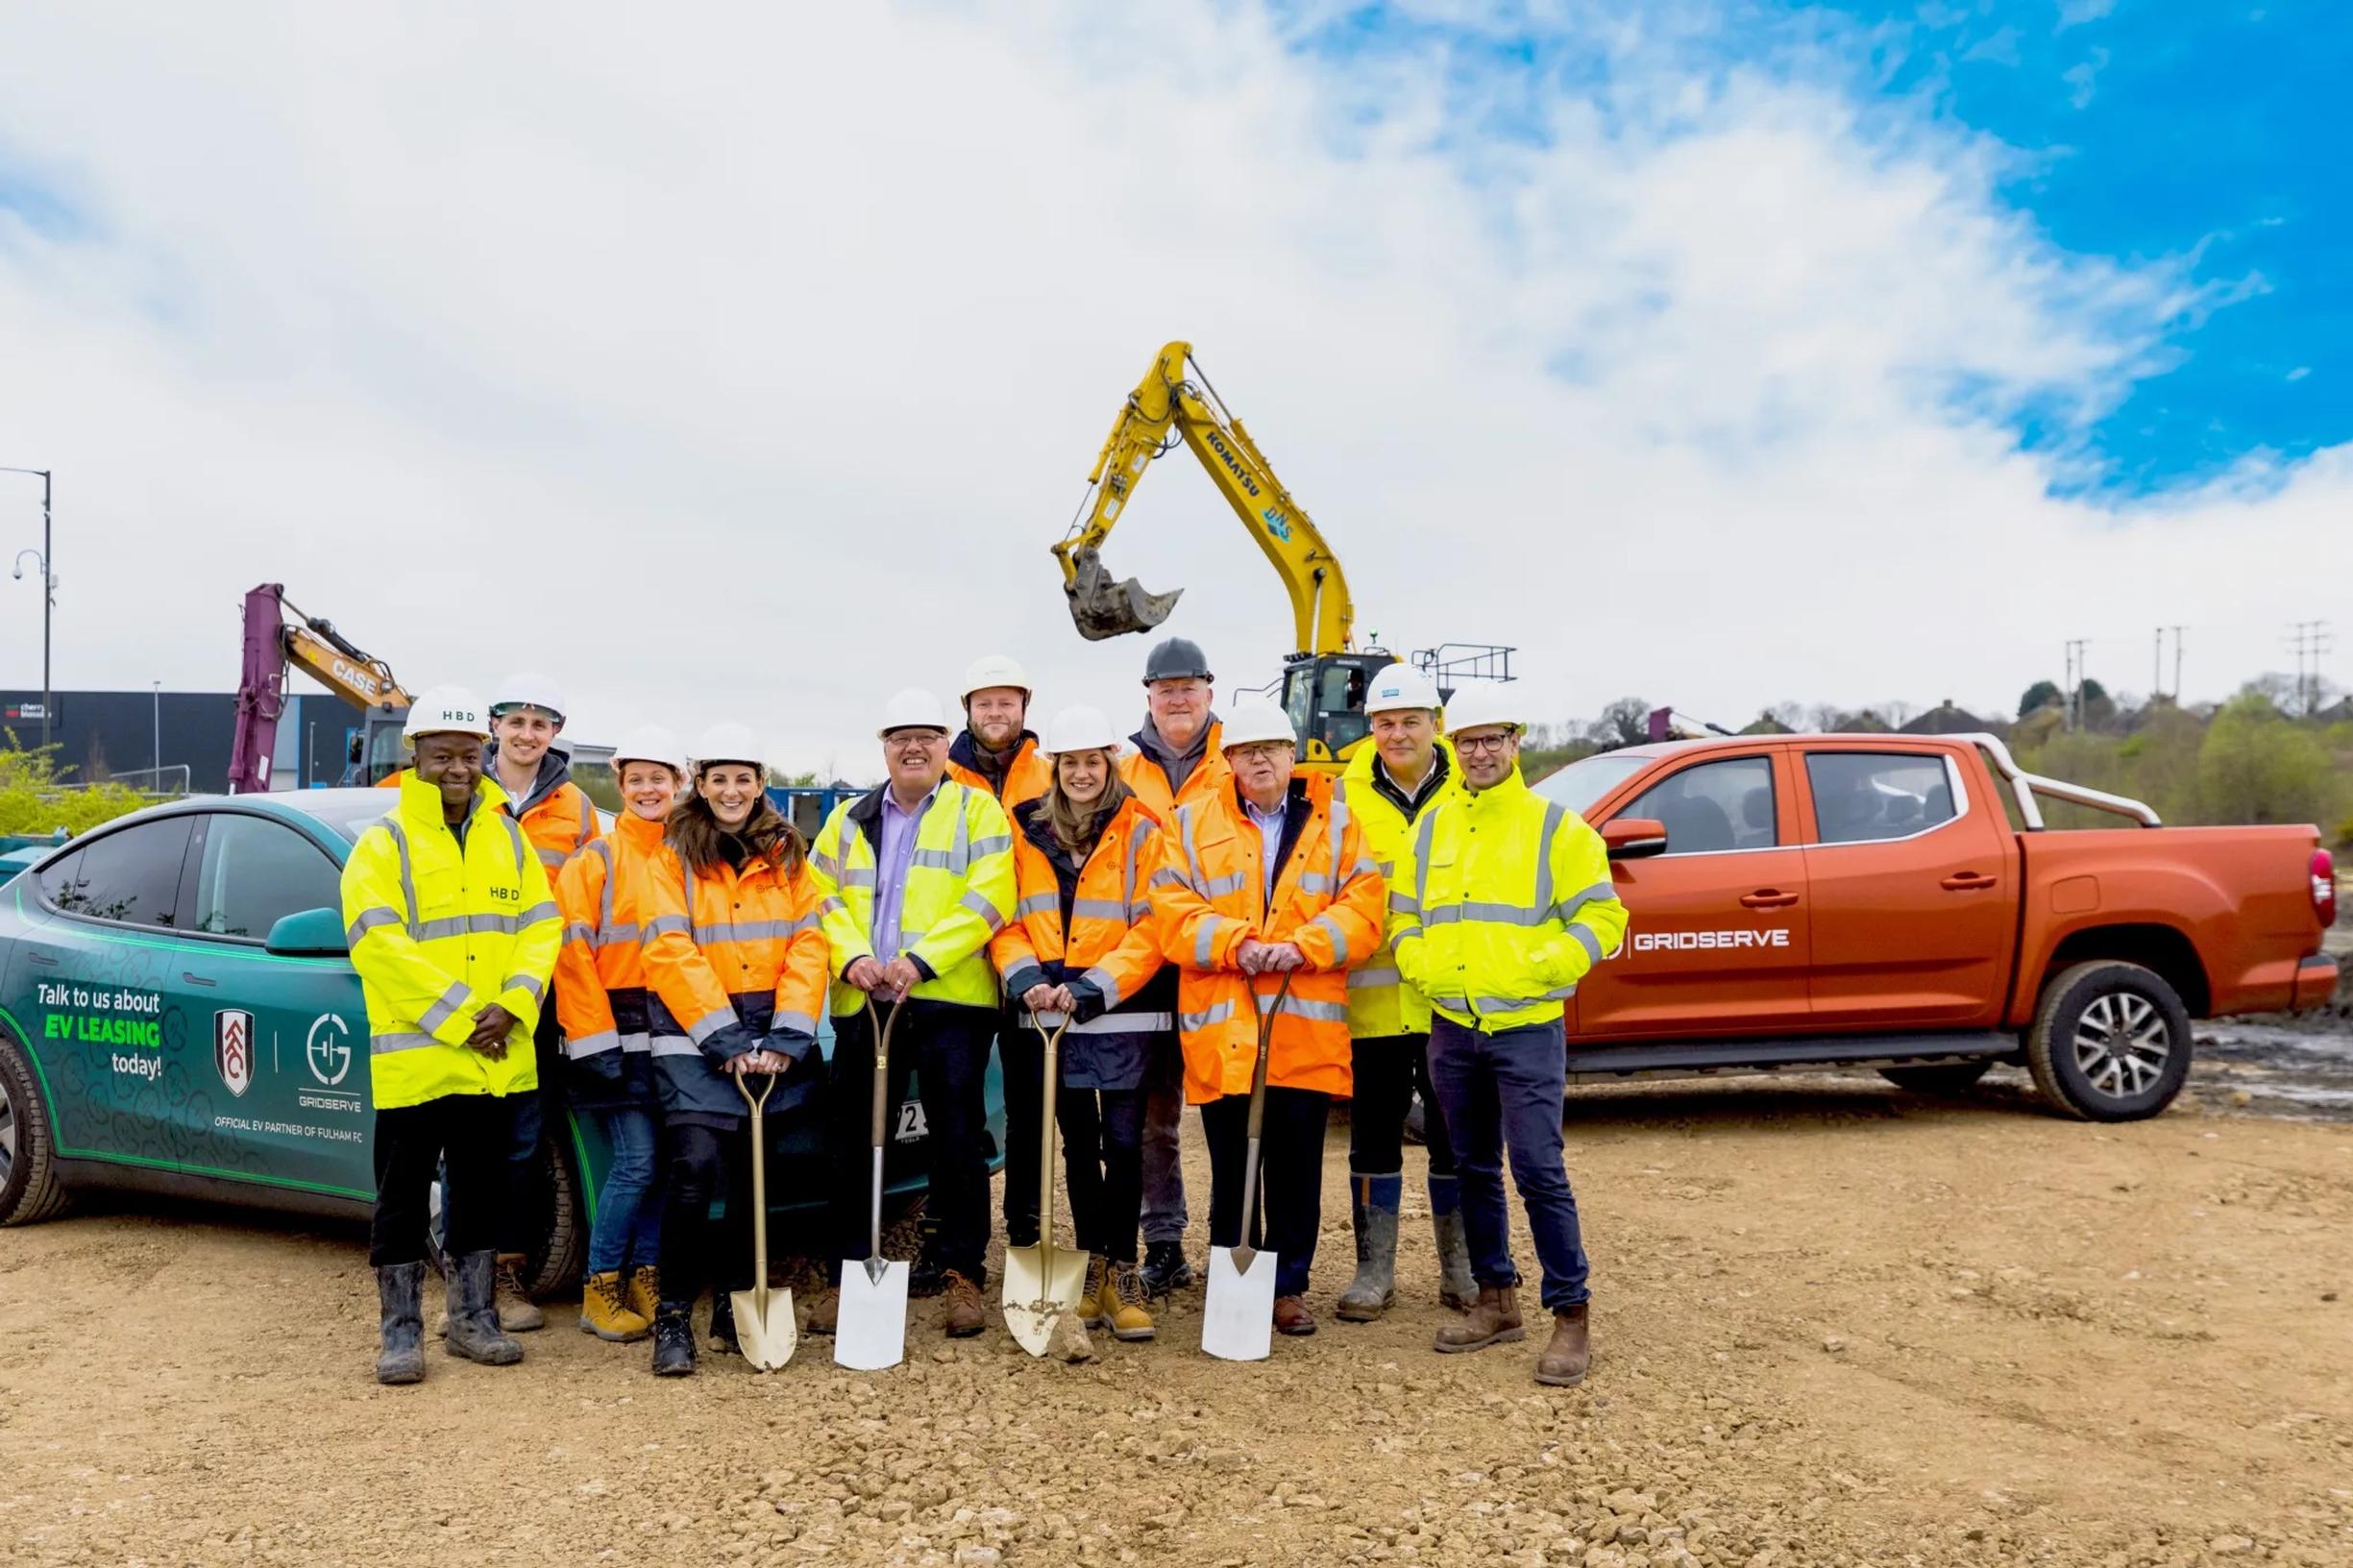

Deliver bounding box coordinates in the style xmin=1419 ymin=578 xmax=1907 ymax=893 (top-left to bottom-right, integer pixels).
xmin=1002 ymin=1013 xmax=1088 ymax=1357
xmin=835 ymin=993 xmax=911 ymax=1371
xmin=728 ymin=1069 xmax=796 ymax=1370
xmin=1200 ymin=972 xmax=1291 ymax=1362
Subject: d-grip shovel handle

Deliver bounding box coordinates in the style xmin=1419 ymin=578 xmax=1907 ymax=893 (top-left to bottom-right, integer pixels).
xmin=1242 ymin=971 xmax=1294 ymax=1145
xmin=865 ymin=992 xmax=907 ymax=1154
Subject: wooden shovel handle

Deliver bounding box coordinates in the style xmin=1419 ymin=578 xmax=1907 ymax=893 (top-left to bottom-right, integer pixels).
xmin=1242 ymin=971 xmax=1293 ymax=1146
xmin=865 ymin=992 xmax=907 ymax=1153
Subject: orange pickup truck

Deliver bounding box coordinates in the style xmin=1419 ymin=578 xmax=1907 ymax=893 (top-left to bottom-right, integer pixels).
xmin=1531 ymin=732 xmax=2340 ymax=1120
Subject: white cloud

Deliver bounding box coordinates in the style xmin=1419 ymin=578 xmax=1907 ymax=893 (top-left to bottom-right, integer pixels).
xmin=0 ymin=0 xmax=2343 ymax=773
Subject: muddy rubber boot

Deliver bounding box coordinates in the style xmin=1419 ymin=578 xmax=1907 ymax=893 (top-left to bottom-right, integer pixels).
xmin=579 ymin=1271 xmax=650 ymax=1343
xmin=1428 ymin=1175 xmax=1476 ymax=1311
xmin=1336 ymin=1172 xmax=1401 ymax=1322
xmin=1536 ymin=1303 xmax=1591 ymax=1386
xmin=494 ymin=1254 xmax=546 ymax=1333
xmin=374 ymin=1262 xmax=427 ymax=1385
xmin=624 ymin=1265 xmax=659 ymax=1327
xmin=1433 ymin=1284 xmax=1524 ymax=1355
xmin=650 ymin=1303 xmax=697 ymax=1377
xmin=1140 ymin=1239 xmax=1193 ymax=1296
xmin=445 ymin=1251 xmax=525 ymax=1365
xmin=706 ymin=1290 xmax=739 ymax=1357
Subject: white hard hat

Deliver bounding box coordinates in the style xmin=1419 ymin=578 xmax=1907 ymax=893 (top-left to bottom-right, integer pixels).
xmin=1443 ymin=682 xmax=1527 ymax=736
xmin=878 ymin=687 xmax=951 ymax=738
xmin=491 ymin=672 xmax=568 ymax=723
xmin=1042 ymin=703 xmax=1121 ymax=756
xmin=403 ymin=685 xmax=492 ymax=744
xmin=1363 ymin=662 xmax=1441 ymax=716
xmin=1219 ymin=697 xmax=1298 ymax=751
xmin=613 ymin=723 xmax=691 ymax=775
xmin=692 ymin=723 xmax=769 ymax=772
xmin=959 ymin=653 xmax=1032 ymax=702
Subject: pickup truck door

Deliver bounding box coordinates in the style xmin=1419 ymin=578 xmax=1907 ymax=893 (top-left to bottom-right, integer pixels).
xmin=1798 ymin=747 xmax=2017 ymax=1029
xmin=1574 ymin=749 xmax=1812 ymax=1039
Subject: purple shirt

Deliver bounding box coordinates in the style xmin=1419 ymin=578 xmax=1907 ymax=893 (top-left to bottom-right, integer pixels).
xmin=873 ymin=784 xmax=937 ymax=958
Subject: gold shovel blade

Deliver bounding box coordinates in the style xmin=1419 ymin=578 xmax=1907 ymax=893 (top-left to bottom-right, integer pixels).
xmin=1002 ymin=1244 xmax=1091 ymax=1358
xmin=730 ymin=1286 xmax=797 ymax=1372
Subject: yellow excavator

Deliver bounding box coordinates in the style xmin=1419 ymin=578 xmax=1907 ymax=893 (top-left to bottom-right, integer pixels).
xmin=1053 ymin=340 xmax=1511 ymax=766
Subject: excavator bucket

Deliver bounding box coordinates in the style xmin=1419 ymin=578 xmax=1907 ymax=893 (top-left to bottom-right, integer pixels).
xmin=1064 ymin=547 xmax=1182 ymax=642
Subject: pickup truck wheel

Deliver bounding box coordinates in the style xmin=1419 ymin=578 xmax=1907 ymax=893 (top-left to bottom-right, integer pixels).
xmin=1877 ymin=1061 xmax=1993 ymax=1095
xmin=2026 ymin=961 xmax=2192 ymax=1121
xmin=0 ymin=1028 xmax=73 ymax=1226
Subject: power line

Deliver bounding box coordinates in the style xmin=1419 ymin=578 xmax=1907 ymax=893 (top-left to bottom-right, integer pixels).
xmin=2284 ymin=620 xmax=2334 ymax=716
xmin=2063 ymin=637 xmax=2090 ymax=731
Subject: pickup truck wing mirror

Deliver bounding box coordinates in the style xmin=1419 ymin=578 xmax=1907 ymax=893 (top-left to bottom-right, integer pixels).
xmin=1601 ymin=818 xmax=1669 ymax=861
xmin=265 ymin=906 xmax=351 ymax=958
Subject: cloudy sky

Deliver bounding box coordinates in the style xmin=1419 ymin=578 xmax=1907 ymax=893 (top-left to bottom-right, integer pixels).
xmin=1 ymin=0 xmax=2345 ymax=772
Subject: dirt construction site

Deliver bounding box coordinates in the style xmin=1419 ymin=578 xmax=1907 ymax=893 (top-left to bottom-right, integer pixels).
xmin=1 ymin=1063 xmax=2348 ymax=1568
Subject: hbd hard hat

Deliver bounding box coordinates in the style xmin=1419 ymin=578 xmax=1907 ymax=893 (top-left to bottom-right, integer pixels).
xmin=1042 ymin=704 xmax=1122 ymax=756
xmin=613 ymin=723 xmax=692 ymax=775
xmin=403 ymin=686 xmax=492 ymax=744
xmin=1219 ymin=697 xmax=1297 ymax=750
xmin=1142 ymin=637 xmax=1213 ymax=685
xmin=490 ymin=672 xmax=568 ymax=724
xmin=959 ymin=653 xmax=1032 ymax=702
xmin=878 ymin=688 xmax=951 ymax=738
xmin=1363 ymin=662 xmax=1441 ymax=716
xmin=1442 ymin=682 xmax=1527 ymax=736
xmin=693 ymin=723 xmax=769 ymax=772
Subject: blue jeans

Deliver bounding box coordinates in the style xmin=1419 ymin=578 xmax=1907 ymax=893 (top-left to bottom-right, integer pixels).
xmin=584 ymin=1105 xmax=664 ymax=1276
xmin=1426 ymin=1017 xmax=1590 ymax=1311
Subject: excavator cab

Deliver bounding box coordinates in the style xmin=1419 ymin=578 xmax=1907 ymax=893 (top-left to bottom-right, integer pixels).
xmin=1279 ymin=651 xmax=1393 ymax=767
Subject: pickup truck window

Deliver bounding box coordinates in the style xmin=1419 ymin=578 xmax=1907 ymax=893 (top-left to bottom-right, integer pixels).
xmin=1806 ymin=752 xmax=1962 ymax=845
xmin=1622 ymin=755 xmax=1777 ymax=854
xmin=1532 ymin=752 xmax=1650 ymax=816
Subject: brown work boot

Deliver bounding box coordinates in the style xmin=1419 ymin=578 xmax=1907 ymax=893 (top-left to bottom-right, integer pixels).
xmin=1273 ymin=1294 xmax=1317 ymax=1336
xmin=1535 ymin=1303 xmax=1591 ymax=1386
xmin=804 ymin=1287 xmax=839 ymax=1335
xmin=1433 ymin=1284 xmax=1524 ymax=1354
xmin=943 ymin=1270 xmax=987 ymax=1337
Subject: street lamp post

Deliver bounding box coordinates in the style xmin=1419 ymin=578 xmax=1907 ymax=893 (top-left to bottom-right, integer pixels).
xmin=3 ymin=467 xmax=55 ymax=753
xmin=152 ymin=680 xmax=162 ymax=780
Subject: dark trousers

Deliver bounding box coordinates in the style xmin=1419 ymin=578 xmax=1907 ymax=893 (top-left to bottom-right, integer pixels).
xmin=1199 ymin=1087 xmax=1330 ymax=1298
xmin=997 ymin=1016 xmax=1042 ymax=1247
xmin=654 ymin=1119 xmax=755 ymax=1311
xmin=1348 ymin=1031 xmax=1457 ymax=1177
xmin=1427 ymin=1017 xmax=1590 ymax=1311
xmin=1058 ymin=1087 xmax=1144 ymax=1263
xmin=825 ymin=1002 xmax=993 ymax=1284
xmin=370 ymin=1092 xmax=521 ymax=1267
xmin=498 ymin=1010 xmax=563 ymax=1257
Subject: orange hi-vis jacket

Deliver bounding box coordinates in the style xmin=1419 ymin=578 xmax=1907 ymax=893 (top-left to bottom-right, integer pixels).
xmin=1118 ymin=719 xmax=1229 ymax=824
xmin=636 ymin=841 xmax=830 ymax=1118
xmin=990 ymin=795 xmax=1170 ymax=1024
xmin=1150 ymin=777 xmax=1385 ymax=1103
xmin=945 ymin=729 xmax=1052 ymax=814
xmin=551 ymin=810 xmax=668 ymax=1109
xmin=497 ymin=761 xmax=599 ymax=874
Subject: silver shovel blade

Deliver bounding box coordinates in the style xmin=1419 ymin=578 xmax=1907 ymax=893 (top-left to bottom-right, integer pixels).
xmin=1200 ymin=1245 xmax=1278 ymax=1361
xmin=1003 ymin=1244 xmax=1091 ymax=1358
xmin=730 ymin=1286 xmax=797 ymax=1372
xmin=834 ymin=1258 xmax=910 ymax=1371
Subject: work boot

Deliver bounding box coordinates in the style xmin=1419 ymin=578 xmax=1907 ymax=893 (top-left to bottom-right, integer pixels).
xmin=1429 ymin=1176 xmax=1477 ymax=1312
xmin=624 ymin=1264 xmax=660 ymax=1326
xmin=1101 ymin=1262 xmax=1156 ymax=1342
xmin=444 ymin=1251 xmax=525 ymax=1365
xmin=495 ymin=1254 xmax=546 ymax=1333
xmin=650 ymin=1303 xmax=697 ymax=1377
xmin=1535 ymin=1303 xmax=1591 ymax=1387
xmin=707 ymin=1290 xmax=740 ymax=1357
xmin=1079 ymin=1255 xmax=1110 ymax=1330
xmin=1336 ymin=1172 xmax=1401 ymax=1322
xmin=1274 ymin=1295 xmax=1317 ymax=1336
xmin=1140 ymin=1239 xmax=1193 ymax=1296
xmin=942 ymin=1270 xmax=987 ymax=1337
xmin=374 ymin=1262 xmax=427 ymax=1385
xmin=579 ymin=1270 xmax=650 ymax=1342
xmin=1433 ymin=1284 xmax=1524 ymax=1355
xmin=805 ymin=1286 xmax=839 ymax=1335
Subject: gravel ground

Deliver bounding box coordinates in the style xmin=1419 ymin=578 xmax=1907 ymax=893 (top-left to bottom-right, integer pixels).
xmin=3 ymin=1079 xmax=2350 ymax=1567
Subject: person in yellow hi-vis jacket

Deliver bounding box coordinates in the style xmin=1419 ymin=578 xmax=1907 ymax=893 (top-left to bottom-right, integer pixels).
xmin=805 ymin=687 xmax=1017 ymax=1340
xmin=1387 ymin=682 xmax=1628 ymax=1390
xmin=341 ymin=687 xmax=563 ymax=1385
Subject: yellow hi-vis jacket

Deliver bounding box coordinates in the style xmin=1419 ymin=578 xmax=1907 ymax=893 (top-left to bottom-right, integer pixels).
xmin=809 ymin=779 xmax=1017 ymax=1016
xmin=1386 ymin=766 xmax=1629 ymax=1034
xmin=1334 ymin=740 xmax=1462 ymax=1039
xmin=342 ymin=772 xmax=564 ymax=1110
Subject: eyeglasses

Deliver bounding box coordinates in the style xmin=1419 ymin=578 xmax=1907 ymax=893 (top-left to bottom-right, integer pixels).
xmin=1454 ymin=731 xmax=1518 ymax=755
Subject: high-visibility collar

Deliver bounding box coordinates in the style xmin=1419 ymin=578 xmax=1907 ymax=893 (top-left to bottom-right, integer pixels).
xmin=1461 ymin=764 xmax=1529 ymax=810
xmin=612 ymin=809 xmax=669 ymax=852
xmin=397 ymin=768 xmax=510 ymax=835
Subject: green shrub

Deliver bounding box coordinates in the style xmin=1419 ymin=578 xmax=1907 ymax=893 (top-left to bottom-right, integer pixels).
xmin=0 ymin=736 xmax=154 ymax=838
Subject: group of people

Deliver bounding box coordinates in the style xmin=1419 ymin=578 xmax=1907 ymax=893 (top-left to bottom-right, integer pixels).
xmin=340 ymin=639 xmax=1629 ymax=1389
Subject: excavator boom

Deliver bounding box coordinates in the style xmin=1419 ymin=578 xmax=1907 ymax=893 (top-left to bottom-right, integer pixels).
xmin=228 ymin=583 xmax=413 ymax=794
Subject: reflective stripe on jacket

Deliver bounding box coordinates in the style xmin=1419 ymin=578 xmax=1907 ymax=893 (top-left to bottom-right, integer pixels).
xmin=1151 ymin=779 xmax=1384 ymax=1102
xmin=809 ymin=780 xmax=1016 ymax=1016
xmin=1118 ymin=720 xmax=1229 ymax=824
xmin=1334 ymin=741 xmax=1462 ymax=1038
xmin=1387 ymin=766 xmax=1630 ymax=1033
xmin=944 ymin=729 xmax=1052 ymax=813
xmin=989 ymin=795 xmax=1168 ymax=1031
xmin=340 ymin=772 xmax=562 ymax=1111
xmin=636 ymin=841 xmax=830 ymax=1118
xmin=551 ymin=810 xmax=667 ymax=1106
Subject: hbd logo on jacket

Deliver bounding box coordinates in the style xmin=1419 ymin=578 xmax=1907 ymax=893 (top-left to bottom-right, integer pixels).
xmin=214 ymin=1010 xmax=255 ymax=1097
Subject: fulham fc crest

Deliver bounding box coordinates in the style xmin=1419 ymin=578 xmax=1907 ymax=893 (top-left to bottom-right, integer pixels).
xmin=214 ymin=1009 xmax=256 ymax=1098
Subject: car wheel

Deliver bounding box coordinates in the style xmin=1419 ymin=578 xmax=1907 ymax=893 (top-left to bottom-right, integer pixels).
xmin=2025 ymin=961 xmax=2193 ymax=1121
xmin=1877 ymin=1061 xmax=1994 ymax=1095
xmin=0 ymin=1026 xmax=73 ymax=1226
xmin=426 ymin=1122 xmax=585 ymax=1297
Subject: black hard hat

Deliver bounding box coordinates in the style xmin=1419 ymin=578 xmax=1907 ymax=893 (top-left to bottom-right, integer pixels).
xmin=1142 ymin=636 xmax=1213 ymax=685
